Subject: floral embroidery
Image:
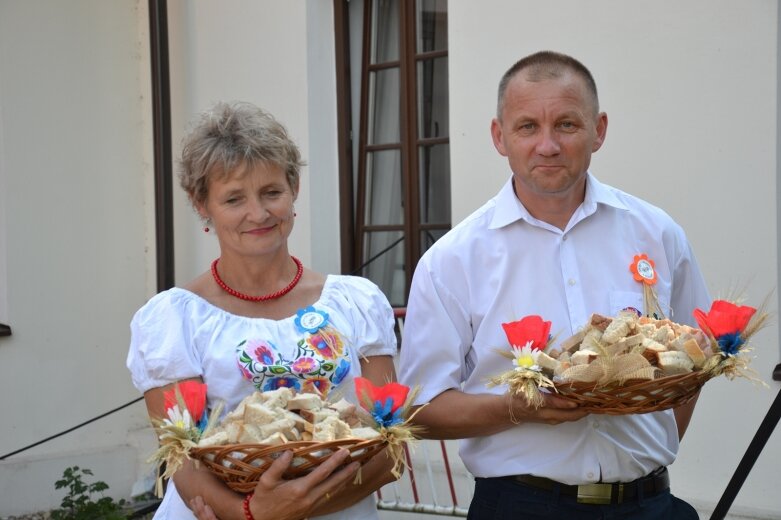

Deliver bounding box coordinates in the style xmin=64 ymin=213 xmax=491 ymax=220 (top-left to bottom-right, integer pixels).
xmin=238 ymin=363 xmax=253 ymax=381
xmin=302 ymin=377 xmax=331 ymax=396
xmin=332 ymin=359 xmax=350 ymax=385
xmin=236 ymin=307 xmax=351 ymax=397
xmin=306 ymin=329 xmax=344 ymax=359
xmin=264 ymin=376 xmax=301 ymax=392
xmin=291 ymin=357 xmax=318 ymax=375
xmin=250 ymin=341 xmax=276 ymax=365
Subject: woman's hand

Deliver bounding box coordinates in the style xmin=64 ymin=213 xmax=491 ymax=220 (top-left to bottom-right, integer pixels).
xmin=190 ymin=495 xmax=219 ymax=520
xmin=190 ymin=448 xmax=360 ymax=520
xmin=247 ymin=448 xmax=360 ymax=520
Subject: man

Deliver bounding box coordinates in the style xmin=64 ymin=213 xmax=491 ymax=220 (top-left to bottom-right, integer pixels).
xmin=399 ymin=51 xmax=709 ymax=519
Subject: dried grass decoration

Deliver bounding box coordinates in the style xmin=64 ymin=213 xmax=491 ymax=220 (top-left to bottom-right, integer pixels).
xmin=148 ymin=381 xmax=222 ymax=497
xmin=487 ymin=315 xmax=557 ymax=410
xmin=354 ymin=377 xmax=425 ymax=479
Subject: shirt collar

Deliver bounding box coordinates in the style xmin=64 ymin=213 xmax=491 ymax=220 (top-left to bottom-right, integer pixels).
xmin=488 ymin=172 xmax=629 ymax=230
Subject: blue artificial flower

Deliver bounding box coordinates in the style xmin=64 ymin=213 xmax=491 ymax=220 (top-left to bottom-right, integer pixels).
xmin=295 ymin=306 xmax=330 ymax=333
xmin=370 ymin=397 xmax=405 ymax=428
xmin=332 ymin=359 xmax=351 ymax=385
xmin=196 ymin=410 xmax=209 ymax=433
xmin=716 ymin=332 xmax=744 ymax=357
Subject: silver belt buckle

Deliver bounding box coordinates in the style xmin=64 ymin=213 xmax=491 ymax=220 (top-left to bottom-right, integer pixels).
xmin=576 ymin=483 xmax=622 ymax=505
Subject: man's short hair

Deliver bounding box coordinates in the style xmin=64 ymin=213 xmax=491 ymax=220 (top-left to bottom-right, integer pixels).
xmin=496 ymin=51 xmax=599 ymax=119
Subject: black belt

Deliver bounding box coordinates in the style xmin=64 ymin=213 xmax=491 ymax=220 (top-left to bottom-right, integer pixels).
xmin=509 ymin=467 xmax=670 ymax=505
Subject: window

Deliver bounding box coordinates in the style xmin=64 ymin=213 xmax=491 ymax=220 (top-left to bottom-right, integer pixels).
xmin=335 ymin=0 xmax=450 ymax=307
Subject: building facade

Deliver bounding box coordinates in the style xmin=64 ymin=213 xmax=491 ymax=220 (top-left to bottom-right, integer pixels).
xmin=0 ymin=1 xmax=779 ymax=517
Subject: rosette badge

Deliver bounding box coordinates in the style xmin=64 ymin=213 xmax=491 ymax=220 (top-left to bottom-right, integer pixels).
xmin=488 ymin=315 xmax=557 ymax=409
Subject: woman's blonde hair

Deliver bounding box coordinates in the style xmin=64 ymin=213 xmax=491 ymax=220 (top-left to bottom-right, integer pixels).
xmin=179 ymin=101 xmax=305 ymax=206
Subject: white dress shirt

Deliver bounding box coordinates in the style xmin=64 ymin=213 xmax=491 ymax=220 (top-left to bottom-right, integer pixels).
xmin=399 ymin=173 xmax=711 ymax=485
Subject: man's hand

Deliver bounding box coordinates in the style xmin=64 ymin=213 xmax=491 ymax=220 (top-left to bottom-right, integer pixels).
xmin=413 ymin=389 xmax=588 ymax=439
xmin=507 ymin=392 xmax=589 ymax=425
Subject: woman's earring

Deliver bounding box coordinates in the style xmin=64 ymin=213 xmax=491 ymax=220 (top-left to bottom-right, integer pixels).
xmin=203 ymin=218 xmax=211 ymax=232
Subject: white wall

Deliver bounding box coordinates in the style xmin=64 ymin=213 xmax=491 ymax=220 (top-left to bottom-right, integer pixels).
xmin=0 ymin=0 xmax=155 ymax=515
xmin=0 ymin=1 xmax=339 ymax=515
xmin=449 ymin=0 xmax=780 ymax=517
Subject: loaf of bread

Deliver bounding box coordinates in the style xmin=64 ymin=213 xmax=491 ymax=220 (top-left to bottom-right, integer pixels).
xmin=542 ymin=310 xmax=718 ymax=385
xmin=197 ymin=388 xmax=379 ymax=447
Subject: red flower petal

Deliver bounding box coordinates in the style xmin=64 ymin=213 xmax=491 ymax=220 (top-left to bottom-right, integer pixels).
xmin=354 ymin=377 xmax=410 ymax=413
xmin=501 ymin=315 xmax=551 ymax=351
xmin=693 ymin=300 xmax=756 ymax=338
xmin=164 ymin=381 xmax=207 ymax=423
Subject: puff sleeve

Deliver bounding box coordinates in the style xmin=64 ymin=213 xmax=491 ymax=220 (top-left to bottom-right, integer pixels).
xmin=330 ymin=276 xmax=397 ymax=358
xmin=126 ymin=290 xmax=204 ymax=393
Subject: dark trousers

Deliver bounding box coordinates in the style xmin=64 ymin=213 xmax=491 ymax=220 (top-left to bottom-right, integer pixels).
xmin=467 ymin=477 xmax=700 ymax=520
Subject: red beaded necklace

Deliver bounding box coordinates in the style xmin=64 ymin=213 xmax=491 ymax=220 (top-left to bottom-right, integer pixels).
xmin=211 ymin=256 xmax=303 ymax=302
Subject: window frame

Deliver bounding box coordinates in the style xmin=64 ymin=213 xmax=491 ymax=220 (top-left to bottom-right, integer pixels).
xmin=334 ymin=0 xmax=450 ymax=304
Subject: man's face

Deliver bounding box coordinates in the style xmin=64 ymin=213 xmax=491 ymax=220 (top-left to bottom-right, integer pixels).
xmin=491 ymin=71 xmax=607 ymax=204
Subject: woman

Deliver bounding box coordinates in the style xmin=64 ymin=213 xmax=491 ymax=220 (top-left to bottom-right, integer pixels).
xmin=127 ymin=101 xmax=399 ymax=519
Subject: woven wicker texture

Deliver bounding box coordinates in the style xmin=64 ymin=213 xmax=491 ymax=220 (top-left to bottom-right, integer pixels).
xmin=553 ymin=370 xmax=711 ymax=415
xmin=190 ymin=438 xmax=386 ymax=493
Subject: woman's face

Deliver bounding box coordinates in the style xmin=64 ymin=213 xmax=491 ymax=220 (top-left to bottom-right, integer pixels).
xmin=198 ymin=162 xmax=296 ymax=259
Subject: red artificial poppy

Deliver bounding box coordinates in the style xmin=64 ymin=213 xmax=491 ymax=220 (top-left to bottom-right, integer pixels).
xmin=164 ymin=380 xmax=207 ymax=423
xmin=693 ymin=300 xmax=756 ymax=339
xmin=354 ymin=377 xmax=410 ymax=414
xmin=501 ymin=315 xmax=551 ymax=351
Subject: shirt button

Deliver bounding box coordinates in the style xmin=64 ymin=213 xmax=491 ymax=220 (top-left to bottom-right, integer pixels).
xmin=593 ymin=421 xmax=600 ymax=428
xmin=587 ymin=472 xmax=595 ymax=479
xmin=568 ymin=279 xmax=576 ymax=286
xmin=562 ymin=235 xmax=568 ymax=241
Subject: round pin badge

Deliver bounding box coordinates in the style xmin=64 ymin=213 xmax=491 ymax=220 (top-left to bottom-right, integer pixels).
xmin=295 ymin=306 xmax=330 ymax=333
xmin=630 ymin=254 xmax=658 ymax=285
xmin=636 ymin=259 xmax=654 ymax=281
xmin=299 ymin=311 xmax=325 ymax=330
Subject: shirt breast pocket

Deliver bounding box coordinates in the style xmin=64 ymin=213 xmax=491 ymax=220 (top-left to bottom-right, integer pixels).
xmin=608 ymin=291 xmax=644 ymax=317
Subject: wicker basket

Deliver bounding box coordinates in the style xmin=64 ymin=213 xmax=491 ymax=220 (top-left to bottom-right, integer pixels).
xmin=552 ymin=370 xmax=712 ymax=415
xmin=190 ymin=438 xmax=386 ymax=493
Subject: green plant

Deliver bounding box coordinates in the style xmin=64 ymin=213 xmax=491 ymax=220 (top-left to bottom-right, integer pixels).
xmin=50 ymin=466 xmax=128 ymax=519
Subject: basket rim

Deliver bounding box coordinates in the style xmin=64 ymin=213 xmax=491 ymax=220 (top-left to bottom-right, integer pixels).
xmin=188 ymin=437 xmax=388 ymax=493
xmin=548 ymin=369 xmax=712 ymax=415
xmin=190 ymin=436 xmax=385 ymax=455
xmin=552 ymin=368 xmax=712 ymax=393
